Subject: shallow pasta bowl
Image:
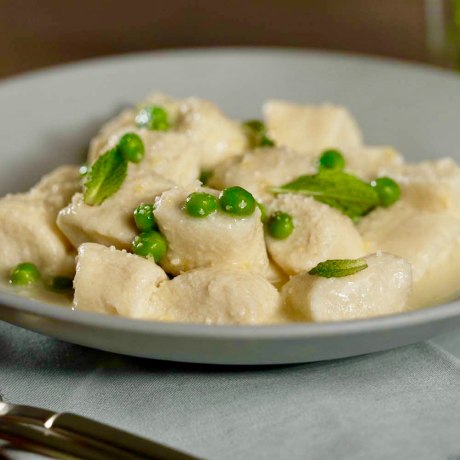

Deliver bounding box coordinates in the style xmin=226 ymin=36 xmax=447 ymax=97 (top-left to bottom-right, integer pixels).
xmin=1 ymin=48 xmax=460 ymax=365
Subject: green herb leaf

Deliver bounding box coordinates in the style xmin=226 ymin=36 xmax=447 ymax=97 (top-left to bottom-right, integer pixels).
xmin=260 ymin=135 xmax=275 ymax=147
xmin=272 ymin=170 xmax=379 ymax=219
xmin=243 ymin=119 xmax=275 ymax=148
xmin=83 ymin=147 xmax=128 ymax=206
xmin=309 ymin=258 xmax=368 ymax=278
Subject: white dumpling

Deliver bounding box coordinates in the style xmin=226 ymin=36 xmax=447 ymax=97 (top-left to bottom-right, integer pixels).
xmin=175 ymin=97 xmax=248 ymax=169
xmin=87 ymin=94 xmax=199 ymax=186
xmin=87 ymin=93 xmax=180 ymax=164
xmin=139 ymin=131 xmax=202 ymax=186
xmin=151 ymin=267 xmax=281 ymax=325
xmin=57 ymin=169 xmax=173 ymax=250
xmin=264 ymin=100 xmax=363 ymax=154
xmin=31 ymin=165 xmax=84 ymax=209
xmin=209 ymin=147 xmax=316 ymax=202
xmin=358 ymin=202 xmax=460 ymax=307
xmin=154 ymin=183 xmax=269 ymax=276
xmin=0 ymin=166 xmax=80 ymax=278
xmin=282 ymin=252 xmax=412 ymax=322
xmin=343 ymin=146 xmax=403 ymax=181
xmin=142 ymin=93 xmax=247 ymax=169
xmin=90 ymin=126 xmax=201 ymax=186
xmin=358 ymin=157 xmax=460 ymax=306
xmin=73 ymin=243 xmax=168 ymax=318
xmin=266 ymin=194 xmax=365 ymax=275
xmin=378 ymin=158 xmax=460 ymax=214
xmin=359 ymin=202 xmax=460 ymax=280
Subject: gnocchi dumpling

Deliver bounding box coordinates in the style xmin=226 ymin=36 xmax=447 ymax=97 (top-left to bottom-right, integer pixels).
xmin=152 ymin=266 xmax=281 ymax=325
xmin=264 ymin=100 xmax=363 ymax=154
xmin=0 ymin=166 xmax=80 ymax=278
xmin=154 ymin=183 xmax=270 ymax=275
xmin=74 ymin=243 xmax=168 ymax=318
xmin=266 ymin=194 xmax=365 ymax=275
xmin=58 ymin=169 xmax=173 ymax=250
xmin=281 ymin=253 xmax=412 ymax=322
xmin=209 ymin=147 xmax=316 ymax=202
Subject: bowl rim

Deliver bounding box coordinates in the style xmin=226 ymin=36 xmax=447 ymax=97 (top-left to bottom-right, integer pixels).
xmin=2 ymin=46 xmax=460 ymax=88
xmin=1 ymin=289 xmax=459 ymax=340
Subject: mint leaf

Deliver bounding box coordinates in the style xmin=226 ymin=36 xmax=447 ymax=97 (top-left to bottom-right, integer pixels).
xmin=83 ymin=147 xmax=128 ymax=206
xmin=309 ymin=258 xmax=368 ymax=278
xmin=271 ymin=170 xmax=379 ymax=219
xmin=243 ymin=119 xmax=275 ymax=148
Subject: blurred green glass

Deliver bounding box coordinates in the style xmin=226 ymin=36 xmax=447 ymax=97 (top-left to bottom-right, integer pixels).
xmin=453 ymin=0 xmax=460 ymax=68
xmin=426 ymin=0 xmax=460 ymax=69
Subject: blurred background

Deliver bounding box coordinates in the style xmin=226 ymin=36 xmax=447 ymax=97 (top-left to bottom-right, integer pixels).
xmin=0 ymin=0 xmax=459 ymax=79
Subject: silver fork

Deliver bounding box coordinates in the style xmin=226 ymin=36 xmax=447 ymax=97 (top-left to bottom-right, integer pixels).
xmin=0 ymin=401 xmax=198 ymax=459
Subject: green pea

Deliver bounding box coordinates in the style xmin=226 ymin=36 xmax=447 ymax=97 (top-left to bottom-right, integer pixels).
xmin=184 ymin=192 xmax=218 ymax=218
xmin=267 ymin=211 xmax=294 ymax=239
xmin=318 ymin=149 xmax=346 ymax=171
xmin=219 ymin=186 xmax=256 ymax=216
xmin=135 ymin=106 xmax=170 ymax=131
xmin=50 ymin=276 xmax=73 ymax=292
xmin=118 ymin=133 xmax=145 ymax=163
xmin=371 ymin=177 xmax=401 ymax=207
xmin=256 ymin=201 xmax=268 ymax=223
xmin=9 ymin=263 xmax=41 ymax=286
xmin=134 ymin=203 xmax=156 ymax=232
xmin=132 ymin=231 xmax=167 ymax=263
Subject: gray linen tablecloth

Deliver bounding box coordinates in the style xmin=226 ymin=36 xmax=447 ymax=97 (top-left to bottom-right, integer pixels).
xmin=1 ymin=321 xmax=460 ymax=460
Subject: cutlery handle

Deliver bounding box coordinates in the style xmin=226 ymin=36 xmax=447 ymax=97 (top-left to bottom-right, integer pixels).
xmin=49 ymin=412 xmax=197 ymax=460
xmin=0 ymin=419 xmax=112 ymax=460
xmin=0 ymin=402 xmax=199 ymax=460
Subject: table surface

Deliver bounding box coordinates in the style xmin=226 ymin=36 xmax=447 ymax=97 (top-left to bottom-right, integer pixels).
xmin=2 ymin=321 xmax=460 ymax=459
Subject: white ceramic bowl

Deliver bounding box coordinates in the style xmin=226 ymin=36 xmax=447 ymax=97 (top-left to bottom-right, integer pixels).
xmin=1 ymin=48 xmax=460 ymax=365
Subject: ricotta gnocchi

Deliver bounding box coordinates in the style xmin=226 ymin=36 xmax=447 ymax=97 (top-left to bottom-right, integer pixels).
xmin=1 ymin=94 xmax=458 ymax=325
